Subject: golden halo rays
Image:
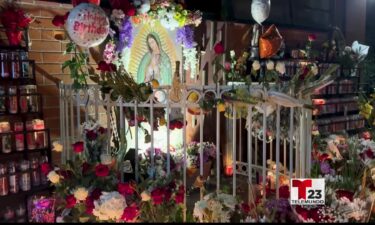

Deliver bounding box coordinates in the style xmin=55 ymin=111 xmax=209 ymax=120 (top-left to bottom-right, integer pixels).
xmin=128 ymin=21 xmax=178 ymax=81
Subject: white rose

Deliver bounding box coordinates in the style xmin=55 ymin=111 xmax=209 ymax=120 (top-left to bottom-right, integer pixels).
xmin=311 ymin=64 xmax=319 ymax=75
xmin=47 ymin=171 xmax=60 ymax=184
xmin=252 ymin=60 xmax=261 ymax=71
xmin=52 ymin=141 xmax=63 ymax=152
xmin=230 ymin=50 xmax=235 ymax=58
xmin=93 ymin=192 xmax=126 ymax=221
xmin=141 ymin=191 xmax=151 ymax=201
xmin=275 ymin=62 xmax=286 ymax=74
xmin=74 ymin=187 xmax=89 ymax=201
xmin=312 ymin=130 xmax=320 ymax=136
xmin=266 ymin=60 xmax=274 ymax=70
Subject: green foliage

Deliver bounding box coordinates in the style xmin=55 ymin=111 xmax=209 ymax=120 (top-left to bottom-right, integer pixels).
xmin=62 ymin=42 xmax=90 ymax=89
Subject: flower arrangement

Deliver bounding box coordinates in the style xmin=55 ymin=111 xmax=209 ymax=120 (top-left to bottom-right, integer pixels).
xmin=138 ymin=175 xmax=185 ymax=222
xmin=0 ymin=1 xmax=33 ymax=46
xmin=29 ymin=197 xmax=56 ymax=223
xmin=139 ymin=147 xmax=183 ymax=179
xmin=80 ymin=121 xmax=108 ymax=164
xmin=186 ymin=142 xmax=216 ymax=169
xmin=339 ymin=41 xmax=369 ymax=75
xmin=193 ymin=192 xmax=238 ymax=222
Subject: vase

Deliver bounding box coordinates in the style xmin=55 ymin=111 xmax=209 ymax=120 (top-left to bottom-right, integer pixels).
xmin=6 ymin=30 xmax=22 ymax=46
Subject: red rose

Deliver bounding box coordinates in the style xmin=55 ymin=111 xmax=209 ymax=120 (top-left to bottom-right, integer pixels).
xmin=125 ymin=6 xmax=136 ymax=16
xmin=72 ymin=141 xmax=84 ymax=153
xmin=85 ymin=197 xmax=94 ymax=214
xmin=178 ymin=185 xmax=185 ymax=194
xmin=174 ymin=192 xmax=184 ymax=204
xmin=118 ymin=183 xmax=134 ymax=196
xmin=308 ymin=34 xmax=317 ymax=42
xmin=278 ymin=185 xmax=290 ymax=199
xmin=151 ymin=188 xmax=165 ymax=205
xmin=318 ymin=153 xmax=329 ymax=162
xmin=241 ymin=203 xmax=250 ymax=214
xmin=97 ymin=61 xmax=117 ymax=72
xmin=214 ymin=42 xmax=225 ymax=55
xmin=164 ymin=189 xmax=172 ymax=202
xmin=365 ymin=148 xmax=375 ymax=159
xmin=174 ymin=120 xmax=184 ymax=129
xmin=52 ymin=15 xmax=65 ymax=27
xmin=86 ymin=130 xmax=98 ymax=141
xmin=66 ymin=195 xmax=77 ymax=208
xmin=82 ymin=162 xmax=91 ymax=174
xmin=98 ymin=127 xmax=107 ymax=134
xmin=91 ymin=188 xmax=102 ymax=200
xmin=40 ymin=162 xmax=51 ymax=175
xmin=121 ymin=205 xmax=139 ymax=222
xmin=95 ymin=164 xmax=109 ymax=177
xmin=362 ymin=131 xmax=372 ymax=140
xmin=57 ymin=170 xmax=73 ymax=179
xmin=335 ymin=190 xmax=354 ymax=201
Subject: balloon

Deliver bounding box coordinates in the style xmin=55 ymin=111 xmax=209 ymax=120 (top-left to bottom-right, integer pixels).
xmin=66 ymin=3 xmax=109 ymax=48
xmin=251 ymin=0 xmax=270 ymax=25
xmin=72 ymin=0 xmax=100 ymax=7
xmin=259 ymin=24 xmax=283 ymax=58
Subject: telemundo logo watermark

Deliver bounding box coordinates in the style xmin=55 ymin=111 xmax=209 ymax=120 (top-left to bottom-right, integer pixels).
xmin=290 ymin=178 xmax=325 ymax=205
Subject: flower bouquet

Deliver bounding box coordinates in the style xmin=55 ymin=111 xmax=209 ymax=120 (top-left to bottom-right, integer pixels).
xmin=186 ymin=142 xmax=216 ymax=179
xmin=0 ymin=1 xmax=33 ymax=46
xmin=81 ymin=121 xmax=108 ymax=164
xmin=193 ymin=192 xmax=238 ymax=222
xmin=137 ymin=175 xmax=185 ymax=222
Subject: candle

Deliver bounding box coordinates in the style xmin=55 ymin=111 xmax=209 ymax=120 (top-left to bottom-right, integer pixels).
xmin=225 ymin=165 xmax=233 ymax=176
xmin=0 ymin=122 xmax=11 ymax=153
xmin=14 ymin=122 xmax=24 ymax=151
xmin=33 ymin=119 xmax=45 ymax=149
xmin=26 ymin=121 xmax=36 ymax=150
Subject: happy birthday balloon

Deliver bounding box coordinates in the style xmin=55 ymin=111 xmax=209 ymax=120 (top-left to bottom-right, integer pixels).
xmin=251 ymin=0 xmax=271 ymax=25
xmin=66 ymin=3 xmax=109 ymax=48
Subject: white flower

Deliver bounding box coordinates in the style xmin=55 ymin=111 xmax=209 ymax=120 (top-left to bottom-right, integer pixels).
xmin=141 ymin=191 xmax=151 ymax=201
xmin=311 ymin=64 xmax=319 ymax=75
xmin=266 ymin=60 xmax=274 ymax=70
xmin=100 ymin=154 xmax=112 ymax=165
xmin=138 ymin=0 xmax=151 ymax=14
xmin=74 ymin=187 xmax=89 ymax=201
xmin=47 ymin=171 xmax=60 ymax=184
xmin=312 ymin=130 xmax=320 ymax=136
xmin=252 ymin=60 xmax=261 ymax=71
xmin=52 ymin=141 xmax=63 ymax=152
xmin=230 ymin=50 xmax=236 ymax=58
xmin=111 ymin=9 xmax=125 ymax=20
xmin=275 ymin=62 xmax=286 ymax=74
xmin=93 ymin=192 xmax=127 ymax=221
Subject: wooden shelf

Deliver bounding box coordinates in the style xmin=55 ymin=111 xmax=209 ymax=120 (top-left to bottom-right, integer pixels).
xmin=0 ymin=184 xmax=52 ymax=201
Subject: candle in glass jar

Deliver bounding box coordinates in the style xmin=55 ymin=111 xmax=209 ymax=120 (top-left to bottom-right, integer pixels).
xmin=0 ymin=163 xmax=9 ymax=196
xmin=26 ymin=121 xmax=36 ymax=150
xmin=19 ymin=160 xmax=31 ymax=191
xmin=0 ymin=122 xmax=11 ymax=153
xmin=0 ymin=86 xmax=6 ymax=114
xmin=30 ymin=157 xmax=40 ymax=187
xmin=12 ymin=52 xmax=20 ymax=79
xmin=8 ymin=86 xmax=18 ymax=114
xmin=14 ymin=122 xmax=24 ymax=151
xmin=8 ymin=161 xmax=19 ymax=194
xmin=1 ymin=52 xmax=10 ymax=78
xmin=33 ymin=119 xmax=45 ymax=149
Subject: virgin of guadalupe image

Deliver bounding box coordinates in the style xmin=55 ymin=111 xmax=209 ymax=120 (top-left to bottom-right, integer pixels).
xmin=137 ymin=32 xmax=172 ymax=85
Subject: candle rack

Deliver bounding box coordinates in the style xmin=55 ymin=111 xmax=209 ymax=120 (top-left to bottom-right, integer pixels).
xmin=0 ymin=45 xmax=53 ymax=223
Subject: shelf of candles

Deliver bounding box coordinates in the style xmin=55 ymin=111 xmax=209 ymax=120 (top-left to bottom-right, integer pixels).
xmin=0 ymin=120 xmax=50 ymax=155
xmin=0 ymin=184 xmax=52 ymax=200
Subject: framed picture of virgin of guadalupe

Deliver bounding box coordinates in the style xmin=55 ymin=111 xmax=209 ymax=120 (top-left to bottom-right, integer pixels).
xmin=122 ymin=21 xmax=182 ymax=86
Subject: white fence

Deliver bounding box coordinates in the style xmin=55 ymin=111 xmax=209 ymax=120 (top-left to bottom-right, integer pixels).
xmin=59 ymin=82 xmax=312 ymax=205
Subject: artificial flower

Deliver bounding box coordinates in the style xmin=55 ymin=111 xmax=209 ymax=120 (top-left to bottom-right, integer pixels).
xmin=52 ymin=12 xmax=69 ymax=27
xmin=93 ymin=191 xmax=127 ymax=221
xmin=86 ymin=130 xmax=98 ymax=141
xmin=72 ymin=141 xmax=84 ymax=153
xmin=95 ymin=164 xmax=110 ymax=177
xmin=47 ymin=171 xmax=60 ymax=184
xmin=65 ymin=195 xmax=77 ymax=209
xmin=275 ymin=61 xmax=286 ymax=74
xmin=40 ymin=162 xmax=51 ymax=175
xmin=141 ymin=191 xmax=151 ymax=201
xmin=118 ymin=183 xmax=134 ymax=196
xmin=121 ymin=205 xmax=139 ymax=222
xmin=266 ymin=60 xmax=274 ymax=70
xmin=308 ymin=34 xmax=317 ymax=42
xmin=252 ymin=60 xmax=261 ymax=71
xmin=214 ymin=42 xmax=225 ymax=55
xmin=74 ymin=187 xmax=89 ymax=201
